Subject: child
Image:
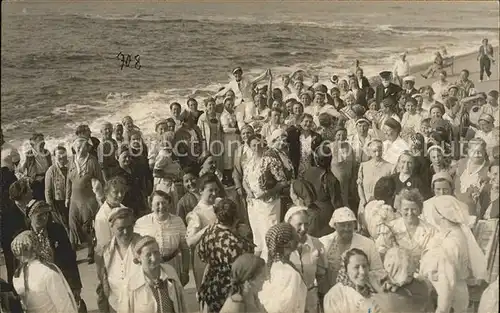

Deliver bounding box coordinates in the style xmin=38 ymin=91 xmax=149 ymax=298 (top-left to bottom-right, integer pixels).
xmin=365 ymin=99 xmax=380 ymax=123
xmin=316 ymin=112 xmax=336 ymax=143
xmin=419 ymin=118 xmax=433 ymax=144
xmin=344 ymin=104 xmax=365 ymax=136
xmin=153 ymin=131 xmax=182 ymax=212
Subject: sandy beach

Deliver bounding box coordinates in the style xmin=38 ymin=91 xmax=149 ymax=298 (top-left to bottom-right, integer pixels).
xmin=1 ymin=46 xmax=498 ymax=313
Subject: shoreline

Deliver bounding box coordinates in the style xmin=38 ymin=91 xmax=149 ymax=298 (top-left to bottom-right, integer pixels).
xmin=366 ymin=45 xmax=499 ymax=86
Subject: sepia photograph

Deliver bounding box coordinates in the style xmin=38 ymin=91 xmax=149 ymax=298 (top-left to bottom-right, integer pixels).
xmin=0 ymin=0 xmax=499 ymax=312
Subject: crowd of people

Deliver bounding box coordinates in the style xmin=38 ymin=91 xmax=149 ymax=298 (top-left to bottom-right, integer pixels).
xmin=0 ymin=43 xmax=499 ymax=313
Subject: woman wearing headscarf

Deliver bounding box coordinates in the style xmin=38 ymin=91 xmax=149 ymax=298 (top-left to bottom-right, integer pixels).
xmin=11 ymin=230 xmax=78 ymax=313
xmin=360 ymin=176 xmax=399 ymax=239
xmin=319 ymin=207 xmax=385 ymax=293
xmin=258 ymin=223 xmax=307 ymax=313
xmin=27 ymin=201 xmax=83 ymax=307
xmin=376 ymin=189 xmax=436 ymax=269
xmin=119 ymin=236 xmax=188 ymax=313
xmin=323 ymin=248 xmax=383 ymax=313
xmin=422 ymin=172 xmax=473 ymax=230
xmin=198 ymin=97 xmax=224 ymax=173
xmin=370 ymin=247 xmax=436 ymax=313
xmin=285 ymin=206 xmax=327 ymax=313
xmin=197 ymin=199 xmax=254 ymax=313
xmin=66 ymin=137 xmax=104 ymax=262
xmin=134 ymin=190 xmax=190 ymax=286
xmin=220 ymin=253 xmax=266 ymax=313
xmin=303 ymin=144 xmax=343 ymax=237
xmin=357 ymin=139 xmax=393 ymax=211
xmin=419 ymin=195 xmax=487 ymax=313
xmin=454 ymin=137 xmax=490 ymax=215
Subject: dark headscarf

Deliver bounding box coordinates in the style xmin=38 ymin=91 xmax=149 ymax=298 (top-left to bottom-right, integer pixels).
xmin=229 ymin=254 xmax=265 ymax=296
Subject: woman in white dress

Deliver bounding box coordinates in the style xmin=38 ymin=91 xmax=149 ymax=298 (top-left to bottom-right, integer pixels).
xmin=185 ymin=173 xmax=223 ymax=290
xmin=134 ymin=190 xmax=190 ymax=286
xmin=244 ymin=132 xmax=292 ymax=258
xmin=258 ymin=223 xmax=307 ymax=313
xmin=11 ymin=230 xmax=77 ymax=313
xmin=419 ymin=195 xmax=487 ymax=313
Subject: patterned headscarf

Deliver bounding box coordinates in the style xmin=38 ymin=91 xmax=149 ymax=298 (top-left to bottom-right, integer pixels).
xmin=11 ymin=230 xmax=39 ymax=260
xmin=11 ymin=230 xmax=59 ymax=292
xmin=230 ymin=253 xmax=265 ymax=296
xmin=265 ymin=223 xmax=296 ymax=267
xmin=336 ymin=248 xmax=376 ymax=298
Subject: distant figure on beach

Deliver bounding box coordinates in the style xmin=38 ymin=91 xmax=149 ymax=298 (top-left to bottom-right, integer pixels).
xmin=392 ymin=52 xmax=410 ymax=86
xmin=421 ymin=51 xmax=443 ymax=79
xmin=477 ymin=38 xmax=495 ymax=82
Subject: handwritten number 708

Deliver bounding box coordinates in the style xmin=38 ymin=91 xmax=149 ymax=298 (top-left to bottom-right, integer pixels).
xmin=116 ymin=52 xmax=141 ymax=70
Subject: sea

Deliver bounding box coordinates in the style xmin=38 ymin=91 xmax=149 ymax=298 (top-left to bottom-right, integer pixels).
xmin=1 ymin=0 xmax=499 ymax=152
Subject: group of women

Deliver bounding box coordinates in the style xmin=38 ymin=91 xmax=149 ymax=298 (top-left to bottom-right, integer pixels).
xmin=0 ymin=60 xmax=499 ymax=313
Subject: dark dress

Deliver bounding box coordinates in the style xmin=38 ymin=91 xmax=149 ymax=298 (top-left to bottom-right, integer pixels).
xmin=176 ymin=191 xmax=199 ymax=226
xmin=46 ymin=222 xmax=83 ymax=291
xmin=0 ymin=167 xmax=29 ymax=284
xmin=390 ymin=172 xmax=431 ymax=204
xmin=197 ymin=224 xmax=254 ymax=313
xmin=109 ymin=166 xmax=151 ymax=218
xmin=304 ymin=167 xmax=343 ymax=237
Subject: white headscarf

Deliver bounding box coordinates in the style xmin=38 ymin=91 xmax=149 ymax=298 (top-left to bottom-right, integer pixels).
xmin=433 ymin=195 xmax=487 ymax=281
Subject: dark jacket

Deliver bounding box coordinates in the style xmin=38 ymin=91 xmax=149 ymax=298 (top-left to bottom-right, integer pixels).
xmin=286 ymin=125 xmax=322 ymax=178
xmin=375 ymin=83 xmax=402 ymax=106
xmin=358 ymin=76 xmax=371 ymax=90
xmin=46 ymin=222 xmax=83 ymax=291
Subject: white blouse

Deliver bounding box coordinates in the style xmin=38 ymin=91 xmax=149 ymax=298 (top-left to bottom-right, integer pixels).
xmin=258 ymin=261 xmax=307 ymax=313
xmin=135 ymin=213 xmax=187 ymax=257
xmin=13 ymin=260 xmax=77 ymax=313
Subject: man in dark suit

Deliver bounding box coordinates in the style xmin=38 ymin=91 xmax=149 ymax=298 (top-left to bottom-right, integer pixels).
xmin=375 ymin=71 xmax=402 ymax=106
xmin=402 ymin=76 xmax=419 ymax=98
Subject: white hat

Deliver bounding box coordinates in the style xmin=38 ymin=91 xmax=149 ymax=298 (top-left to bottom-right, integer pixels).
xmin=403 ymin=76 xmax=416 ymax=83
xmin=284 ymin=206 xmax=308 ymax=222
xmin=267 ymin=128 xmax=287 ymax=145
xmin=328 ymin=207 xmax=357 ymax=228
